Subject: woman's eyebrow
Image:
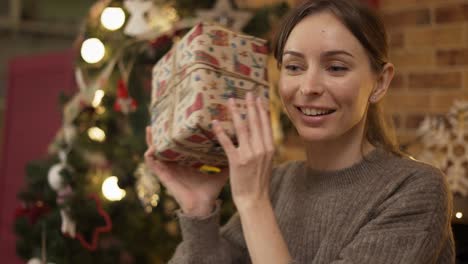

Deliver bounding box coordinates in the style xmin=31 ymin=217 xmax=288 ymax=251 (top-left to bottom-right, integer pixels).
xmin=321 ymin=50 xmax=354 ymax=58
xmin=283 ymin=50 xmax=355 ymax=59
xmin=283 ymin=50 xmax=305 ymax=58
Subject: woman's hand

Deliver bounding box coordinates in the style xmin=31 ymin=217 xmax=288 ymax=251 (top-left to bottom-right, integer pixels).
xmin=212 ymin=92 xmax=275 ymax=212
xmin=144 ymin=127 xmax=228 ymax=217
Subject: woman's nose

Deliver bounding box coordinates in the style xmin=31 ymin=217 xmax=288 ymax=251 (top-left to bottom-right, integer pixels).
xmin=300 ymin=68 xmax=324 ymax=96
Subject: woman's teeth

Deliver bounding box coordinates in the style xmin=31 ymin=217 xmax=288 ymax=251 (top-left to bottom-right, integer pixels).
xmin=299 ymin=107 xmax=335 ymax=116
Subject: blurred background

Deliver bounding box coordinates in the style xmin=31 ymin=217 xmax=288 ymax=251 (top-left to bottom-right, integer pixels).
xmin=1 ymin=0 xmax=468 ymax=263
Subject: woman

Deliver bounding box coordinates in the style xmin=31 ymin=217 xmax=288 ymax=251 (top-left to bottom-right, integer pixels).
xmin=144 ymin=0 xmax=455 ymax=263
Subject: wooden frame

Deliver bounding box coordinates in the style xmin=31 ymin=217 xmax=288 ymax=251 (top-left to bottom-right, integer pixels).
xmin=0 ymin=0 xmax=79 ymax=37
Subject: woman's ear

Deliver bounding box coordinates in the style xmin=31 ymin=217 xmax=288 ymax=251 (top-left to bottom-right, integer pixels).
xmin=370 ymin=63 xmax=394 ymax=103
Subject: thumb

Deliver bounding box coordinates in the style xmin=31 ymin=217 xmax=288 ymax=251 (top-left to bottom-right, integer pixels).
xmin=146 ymin=126 xmax=153 ymax=147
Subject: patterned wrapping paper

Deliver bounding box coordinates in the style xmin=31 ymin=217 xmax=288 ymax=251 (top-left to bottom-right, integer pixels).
xmin=150 ymin=22 xmax=270 ymax=168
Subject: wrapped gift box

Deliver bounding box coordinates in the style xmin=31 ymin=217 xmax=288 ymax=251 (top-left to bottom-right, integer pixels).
xmin=150 ymin=22 xmax=270 ymax=168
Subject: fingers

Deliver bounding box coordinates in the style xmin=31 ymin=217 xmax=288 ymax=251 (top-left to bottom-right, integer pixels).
xmin=144 ymin=146 xmax=177 ymax=187
xmin=145 ymin=126 xmax=152 ymax=147
xmin=246 ymin=92 xmax=264 ymax=150
xmin=256 ymin=96 xmax=274 ymax=150
xmin=212 ymin=120 xmax=236 ymax=157
xmin=144 ymin=145 xmax=157 ymax=166
xmin=228 ymin=97 xmax=249 ymax=148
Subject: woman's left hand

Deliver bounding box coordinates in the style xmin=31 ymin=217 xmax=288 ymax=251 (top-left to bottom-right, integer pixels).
xmin=212 ymin=92 xmax=275 ymax=211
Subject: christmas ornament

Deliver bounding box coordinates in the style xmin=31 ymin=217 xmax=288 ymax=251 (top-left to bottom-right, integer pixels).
xmin=48 ymin=160 xmax=66 ymax=191
xmin=146 ymin=4 xmax=179 ymax=33
xmin=114 ymin=79 xmax=137 ymax=114
xmin=26 ymin=259 xmax=54 ymax=264
xmin=134 ymin=163 xmax=160 ymax=213
xmin=415 ymin=100 xmax=468 ymax=196
xmin=64 ymin=59 xmax=117 ymax=125
xmin=75 ymin=194 xmax=112 ymax=251
xmin=124 ymin=0 xmax=154 ymax=37
xmin=196 ymin=0 xmax=252 ymax=31
xmin=27 ymin=258 xmax=41 ymax=264
xmin=63 ymin=124 xmax=78 ymax=145
xmin=14 ymin=201 xmax=51 ymax=225
xmin=124 ymin=0 xmax=182 ymax=39
xmin=47 ymin=151 xmax=77 ymax=237
xmin=448 ymin=100 xmax=468 ymax=128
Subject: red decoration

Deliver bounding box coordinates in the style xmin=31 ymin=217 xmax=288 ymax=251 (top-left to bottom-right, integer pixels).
xmin=149 ymin=34 xmax=172 ymax=48
xmin=114 ymin=79 xmax=137 ymax=114
xmin=74 ymin=195 xmax=112 ymax=251
xmin=362 ymin=0 xmax=379 ymax=8
xmin=14 ymin=201 xmax=51 ymax=225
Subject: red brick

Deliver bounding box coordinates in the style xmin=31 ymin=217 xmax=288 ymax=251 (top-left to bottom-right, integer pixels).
xmin=390 ymin=50 xmax=434 ymax=69
xmin=465 ymin=71 xmax=468 ymax=90
xmin=408 ymin=72 xmax=462 ymax=89
xmin=406 ymin=25 xmax=464 ymax=48
xmin=431 ymin=93 xmax=468 ymax=110
xmin=383 ymin=9 xmax=430 ymax=28
xmin=384 ymin=94 xmax=431 ymax=111
xmin=437 ymin=49 xmax=468 ymax=66
xmin=435 ymin=3 xmax=468 ymax=23
xmin=390 ymin=73 xmax=406 ymax=90
xmin=381 ymin=0 xmax=428 ymax=9
xmin=389 ymin=31 xmax=404 ymax=49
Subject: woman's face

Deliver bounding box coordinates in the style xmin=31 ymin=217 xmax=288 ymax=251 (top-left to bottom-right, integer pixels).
xmin=279 ymin=11 xmax=376 ymax=144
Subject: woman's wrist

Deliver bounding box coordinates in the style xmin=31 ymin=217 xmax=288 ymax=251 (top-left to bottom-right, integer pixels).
xmin=181 ymin=199 xmax=218 ymax=218
xmin=236 ymin=196 xmax=272 ymax=217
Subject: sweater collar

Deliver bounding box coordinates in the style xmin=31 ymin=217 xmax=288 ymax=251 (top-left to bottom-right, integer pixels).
xmin=300 ymin=148 xmax=393 ymax=188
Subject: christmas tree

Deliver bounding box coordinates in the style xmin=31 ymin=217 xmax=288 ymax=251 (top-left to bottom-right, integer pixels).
xmin=13 ymin=0 xmax=289 ymax=263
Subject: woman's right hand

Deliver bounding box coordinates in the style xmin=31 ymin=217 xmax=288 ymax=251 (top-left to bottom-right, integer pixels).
xmin=144 ymin=126 xmax=229 ymax=218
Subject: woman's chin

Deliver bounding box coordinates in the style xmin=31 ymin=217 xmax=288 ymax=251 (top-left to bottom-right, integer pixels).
xmin=296 ymin=127 xmax=335 ymax=143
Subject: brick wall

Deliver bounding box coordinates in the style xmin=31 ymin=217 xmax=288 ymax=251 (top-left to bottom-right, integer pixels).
xmin=381 ymin=0 xmax=468 ymax=151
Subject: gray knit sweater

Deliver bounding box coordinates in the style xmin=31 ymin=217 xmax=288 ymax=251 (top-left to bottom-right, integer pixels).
xmin=169 ymin=148 xmax=455 ymax=263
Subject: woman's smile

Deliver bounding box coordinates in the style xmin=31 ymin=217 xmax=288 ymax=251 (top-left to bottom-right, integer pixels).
xmin=295 ymin=105 xmax=337 ymax=126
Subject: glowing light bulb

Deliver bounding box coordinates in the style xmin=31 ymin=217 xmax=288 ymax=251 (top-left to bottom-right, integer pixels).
xmin=456 ymin=212 xmax=463 ymax=219
xmin=100 ymin=7 xmax=126 ymax=31
xmin=92 ymin=89 xmax=105 ymax=107
xmin=102 ymin=176 xmax=126 ymax=201
xmin=81 ymin=38 xmax=105 ymax=64
xmin=150 ymin=194 xmax=159 ymax=207
xmin=145 ymin=206 xmax=153 ymax=213
xmin=96 ymin=106 xmax=106 ymax=115
xmin=88 ymin=127 xmax=106 ymax=142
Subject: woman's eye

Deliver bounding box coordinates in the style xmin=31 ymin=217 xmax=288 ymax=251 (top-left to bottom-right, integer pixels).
xmin=328 ymin=65 xmax=348 ymax=72
xmin=284 ymin=65 xmax=302 ymax=72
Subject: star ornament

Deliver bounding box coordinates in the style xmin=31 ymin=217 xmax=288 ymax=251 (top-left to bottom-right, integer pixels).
xmin=124 ymin=0 xmax=154 ymax=36
xmin=75 ymin=195 xmax=112 ymax=251
xmin=196 ymin=0 xmax=252 ymax=31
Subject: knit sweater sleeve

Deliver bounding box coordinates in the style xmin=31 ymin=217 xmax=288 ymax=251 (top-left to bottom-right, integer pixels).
xmin=168 ymin=162 xmax=290 ymax=264
xmin=325 ymin=165 xmax=455 ymax=264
